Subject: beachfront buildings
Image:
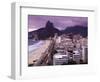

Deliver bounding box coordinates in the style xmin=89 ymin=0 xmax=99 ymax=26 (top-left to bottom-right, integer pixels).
xmin=53 ymin=34 xmax=88 ymax=65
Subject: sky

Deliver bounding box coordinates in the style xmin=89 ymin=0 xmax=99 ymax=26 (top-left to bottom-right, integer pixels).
xmin=28 ymin=15 xmax=88 ymax=32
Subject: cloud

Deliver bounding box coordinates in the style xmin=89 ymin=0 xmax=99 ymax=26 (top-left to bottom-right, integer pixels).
xmin=28 ymin=15 xmax=88 ymax=30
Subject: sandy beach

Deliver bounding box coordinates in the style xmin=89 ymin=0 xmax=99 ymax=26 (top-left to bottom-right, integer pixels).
xmin=28 ymin=40 xmax=51 ymax=65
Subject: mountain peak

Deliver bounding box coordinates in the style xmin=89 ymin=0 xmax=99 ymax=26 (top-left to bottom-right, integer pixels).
xmin=45 ymin=21 xmax=54 ymax=28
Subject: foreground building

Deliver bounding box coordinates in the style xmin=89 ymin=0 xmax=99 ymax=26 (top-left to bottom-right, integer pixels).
xmin=53 ymin=34 xmax=88 ymax=65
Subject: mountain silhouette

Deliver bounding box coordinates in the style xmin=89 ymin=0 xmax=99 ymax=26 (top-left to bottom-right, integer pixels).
xmin=62 ymin=25 xmax=88 ymax=37
xmin=28 ymin=21 xmax=87 ymax=40
xmin=28 ymin=21 xmax=60 ymax=40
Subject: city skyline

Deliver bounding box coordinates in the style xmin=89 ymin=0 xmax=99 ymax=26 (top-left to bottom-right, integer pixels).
xmin=28 ymin=15 xmax=88 ymax=32
xmin=28 ymin=15 xmax=88 ymax=66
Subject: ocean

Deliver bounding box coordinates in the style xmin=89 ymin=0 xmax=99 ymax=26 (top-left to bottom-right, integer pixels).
xmin=28 ymin=40 xmax=45 ymax=55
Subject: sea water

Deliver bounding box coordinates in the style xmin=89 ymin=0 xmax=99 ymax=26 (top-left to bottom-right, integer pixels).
xmin=28 ymin=40 xmax=45 ymax=55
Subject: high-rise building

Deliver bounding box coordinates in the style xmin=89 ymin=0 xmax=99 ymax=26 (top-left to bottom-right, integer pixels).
xmin=81 ymin=46 xmax=88 ymax=63
xmin=73 ymin=50 xmax=81 ymax=64
xmin=53 ymin=53 xmax=68 ymax=65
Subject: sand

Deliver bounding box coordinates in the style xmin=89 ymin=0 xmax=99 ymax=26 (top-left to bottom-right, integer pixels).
xmin=28 ymin=40 xmax=51 ymax=65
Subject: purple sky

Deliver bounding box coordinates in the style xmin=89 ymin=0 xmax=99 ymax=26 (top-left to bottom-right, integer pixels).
xmin=28 ymin=15 xmax=88 ymax=32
